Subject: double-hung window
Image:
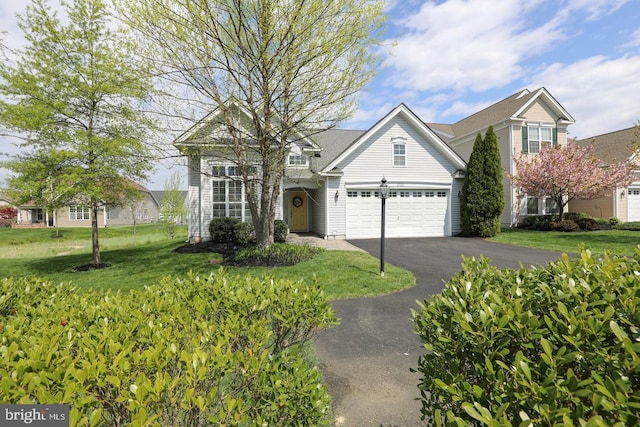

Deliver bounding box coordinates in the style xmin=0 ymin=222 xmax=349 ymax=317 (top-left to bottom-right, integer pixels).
xmin=211 ymin=165 xmax=251 ymax=221
xmin=69 ymin=205 xmax=90 ymax=220
xmin=392 ymin=137 xmax=407 ymax=166
xmin=523 ymin=125 xmax=556 ymax=154
xmin=288 ymin=145 xmax=308 ymax=168
xmin=525 ymin=196 xmax=560 ymax=215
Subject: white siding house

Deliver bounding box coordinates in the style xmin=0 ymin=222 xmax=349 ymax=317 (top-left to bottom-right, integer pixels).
xmin=177 ymin=103 xmax=466 ymax=241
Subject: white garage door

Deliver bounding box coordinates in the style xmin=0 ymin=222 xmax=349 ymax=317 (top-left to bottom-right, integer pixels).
xmin=346 ymin=189 xmax=449 ymax=238
xmin=628 ymin=187 xmax=640 ymax=221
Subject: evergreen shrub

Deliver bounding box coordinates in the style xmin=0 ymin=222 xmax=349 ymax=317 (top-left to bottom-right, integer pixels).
xmin=233 ymin=221 xmax=256 ymax=245
xmin=233 ymin=243 xmax=322 ymax=267
xmin=552 ymin=219 xmax=580 ymax=232
xmin=274 ymin=219 xmax=289 ymax=242
xmin=209 ymin=217 xmax=240 ymax=243
xmin=413 ymin=248 xmax=640 ymax=426
xmin=576 ymin=217 xmax=600 ymax=231
xmin=0 ymin=272 xmax=337 ymax=426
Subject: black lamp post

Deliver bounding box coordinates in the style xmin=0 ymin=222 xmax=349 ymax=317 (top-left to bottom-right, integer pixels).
xmin=379 ymin=177 xmax=389 ymax=276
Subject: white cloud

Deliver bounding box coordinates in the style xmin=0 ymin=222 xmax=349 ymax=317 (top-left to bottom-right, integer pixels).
xmin=531 ymin=55 xmax=640 ymax=138
xmin=384 ymin=0 xmax=565 ymax=93
xmin=562 ymin=0 xmax=631 ymax=21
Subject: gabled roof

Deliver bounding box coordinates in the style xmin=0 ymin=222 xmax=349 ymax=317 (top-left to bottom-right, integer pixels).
xmin=576 ymin=126 xmax=639 ymax=163
xmin=433 ymin=87 xmax=575 ymax=140
xmin=321 ymin=103 xmax=466 ymax=173
xmin=151 ymin=190 xmax=187 ymax=204
xmin=174 ymin=101 xmax=321 ymax=151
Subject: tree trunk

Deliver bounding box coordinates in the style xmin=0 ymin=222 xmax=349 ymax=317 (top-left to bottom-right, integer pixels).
xmin=91 ymin=202 xmax=101 ymax=265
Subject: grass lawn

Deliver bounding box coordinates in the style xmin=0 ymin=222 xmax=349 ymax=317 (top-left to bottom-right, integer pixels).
xmin=0 ymin=226 xmax=414 ymax=299
xmin=489 ymin=228 xmax=640 ymax=256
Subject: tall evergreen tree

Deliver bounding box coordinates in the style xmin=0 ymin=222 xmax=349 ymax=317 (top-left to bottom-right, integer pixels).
xmin=0 ymin=0 xmax=155 ymax=266
xmin=460 ymin=126 xmax=504 ymax=237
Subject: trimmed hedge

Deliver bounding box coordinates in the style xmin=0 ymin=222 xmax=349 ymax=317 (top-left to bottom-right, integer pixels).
xmin=233 ymin=243 xmax=323 ymax=267
xmin=413 ymin=248 xmax=640 ymax=426
xmin=552 ymin=219 xmax=580 ymax=232
xmin=615 ymin=221 xmax=640 ymax=231
xmin=0 ymin=272 xmax=338 ymax=426
xmin=209 ymin=218 xmax=289 ymax=244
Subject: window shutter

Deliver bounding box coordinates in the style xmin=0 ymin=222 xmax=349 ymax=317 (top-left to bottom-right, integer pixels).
xmin=522 ymin=127 xmax=528 ymax=153
xmin=553 ymin=128 xmax=558 ymax=147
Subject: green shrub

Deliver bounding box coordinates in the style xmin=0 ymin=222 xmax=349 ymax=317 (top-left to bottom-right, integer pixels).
xmin=563 ymin=211 xmax=589 ymax=222
xmin=0 ymin=272 xmax=337 ymax=426
xmin=460 ymin=127 xmax=504 ymax=238
xmin=209 ymin=217 xmax=240 ymax=243
xmin=614 ymin=221 xmax=640 ymax=231
xmin=234 ymin=221 xmax=255 ymax=245
xmin=274 ymin=219 xmax=289 ymax=243
xmin=609 ymin=216 xmax=620 ymax=226
xmin=517 ymin=215 xmax=559 ymax=230
xmin=552 ymin=219 xmax=580 ymax=232
xmin=413 ymin=248 xmax=640 ymax=426
xmin=232 ymin=243 xmax=322 ymax=267
xmin=576 ymin=217 xmax=600 ymax=231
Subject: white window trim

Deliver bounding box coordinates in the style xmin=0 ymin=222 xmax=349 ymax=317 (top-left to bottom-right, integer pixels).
xmin=526 ymin=124 xmax=554 ymax=154
xmin=523 ymin=196 xmax=560 ymax=216
xmin=211 ymin=164 xmax=251 ymax=221
xmin=287 ymin=144 xmax=308 ymax=168
xmin=69 ymin=205 xmax=90 ymax=220
xmin=392 ymin=137 xmax=407 ymax=167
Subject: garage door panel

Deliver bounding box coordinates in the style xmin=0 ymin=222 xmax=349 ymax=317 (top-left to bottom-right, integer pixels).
xmin=346 ymin=189 xmax=448 ymax=238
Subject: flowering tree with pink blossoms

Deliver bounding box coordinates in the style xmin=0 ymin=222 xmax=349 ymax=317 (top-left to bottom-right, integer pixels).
xmin=509 ymin=141 xmax=634 ymax=215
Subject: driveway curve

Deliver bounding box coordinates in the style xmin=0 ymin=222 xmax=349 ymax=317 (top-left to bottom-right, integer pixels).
xmin=313 ymin=237 xmax=564 ymax=427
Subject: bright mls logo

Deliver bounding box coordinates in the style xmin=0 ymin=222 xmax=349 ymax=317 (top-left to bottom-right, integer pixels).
xmin=1 ymin=405 xmax=69 ymax=426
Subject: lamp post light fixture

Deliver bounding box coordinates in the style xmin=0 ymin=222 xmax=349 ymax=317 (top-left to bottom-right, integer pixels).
xmin=378 ymin=177 xmax=389 ymax=276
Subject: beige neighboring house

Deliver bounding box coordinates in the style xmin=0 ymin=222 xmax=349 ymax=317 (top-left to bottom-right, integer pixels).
xmin=15 ymin=181 xmax=160 ymax=227
xmin=429 ymin=87 xmax=575 ymax=226
xmin=568 ymin=126 xmax=640 ymax=222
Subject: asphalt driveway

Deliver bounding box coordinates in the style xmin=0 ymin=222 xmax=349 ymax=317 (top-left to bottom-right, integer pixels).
xmin=313 ymin=237 xmax=564 ymax=427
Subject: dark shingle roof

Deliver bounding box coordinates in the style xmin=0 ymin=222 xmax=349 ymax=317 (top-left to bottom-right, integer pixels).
xmin=446 ymin=89 xmax=537 ymax=138
xmin=309 ymin=129 xmax=365 ymax=171
xmin=576 ymin=127 xmax=639 ymax=163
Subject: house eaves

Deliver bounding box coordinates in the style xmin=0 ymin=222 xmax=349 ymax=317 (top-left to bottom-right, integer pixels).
xmin=513 ymin=87 xmax=575 ymax=126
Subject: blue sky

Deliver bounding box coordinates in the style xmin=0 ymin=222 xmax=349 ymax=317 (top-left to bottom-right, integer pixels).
xmin=349 ymin=0 xmax=640 ymax=139
xmin=1 ymin=0 xmax=639 ymax=189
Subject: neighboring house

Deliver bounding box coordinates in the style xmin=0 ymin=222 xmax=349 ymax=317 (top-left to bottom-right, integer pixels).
xmin=152 ymin=190 xmax=188 ymax=224
xmin=428 ymin=87 xmax=575 ymax=227
xmin=568 ymin=126 xmax=640 ymax=221
xmin=177 ymin=103 xmax=466 ymax=241
xmin=14 ymin=181 xmax=160 ymax=227
xmin=178 ymin=87 xmax=575 ymax=240
xmin=0 ymin=191 xmax=13 ymax=208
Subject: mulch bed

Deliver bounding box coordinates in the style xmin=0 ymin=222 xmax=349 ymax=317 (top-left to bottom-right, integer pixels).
xmin=172 ymin=241 xmax=261 ymax=267
xmin=73 ymin=263 xmax=112 ymax=272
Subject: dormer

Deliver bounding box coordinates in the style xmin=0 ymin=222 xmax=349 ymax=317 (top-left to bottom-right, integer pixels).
xmin=287 ymin=143 xmax=309 ymax=169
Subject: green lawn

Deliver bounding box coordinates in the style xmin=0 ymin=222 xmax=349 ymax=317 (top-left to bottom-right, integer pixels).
xmin=489 ymin=229 xmax=640 ymax=256
xmin=0 ymin=226 xmax=414 ymax=299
